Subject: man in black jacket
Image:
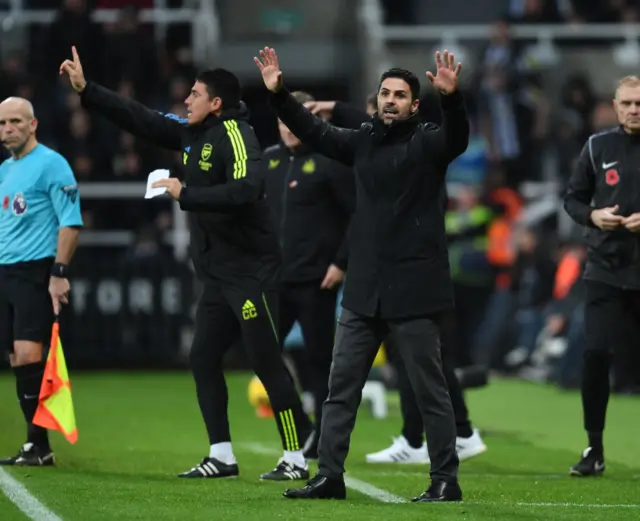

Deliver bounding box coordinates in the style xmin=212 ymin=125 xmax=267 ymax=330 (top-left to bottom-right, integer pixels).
xmin=563 ymin=74 xmax=640 ymax=478
xmin=304 ymin=96 xmax=488 ymax=466
xmin=255 ymin=47 xmax=469 ymax=502
xmin=58 ymin=46 xmax=312 ymax=482
xmin=262 ymin=90 xmax=355 ymax=458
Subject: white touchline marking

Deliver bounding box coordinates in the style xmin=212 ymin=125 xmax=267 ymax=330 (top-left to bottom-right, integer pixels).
xmin=0 ymin=468 xmax=63 ymax=521
xmin=240 ymin=442 xmax=407 ymax=503
xmin=239 ymin=443 xmax=640 ymax=509
xmin=342 ymin=476 xmax=407 ymax=503
xmin=513 ymin=502 xmax=640 ymax=509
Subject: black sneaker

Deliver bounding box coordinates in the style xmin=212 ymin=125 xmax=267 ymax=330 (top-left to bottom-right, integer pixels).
xmin=570 ymin=447 xmax=605 ymax=477
xmin=0 ymin=443 xmax=55 ymax=467
xmin=260 ymin=458 xmax=309 ymax=481
xmin=178 ymin=457 xmax=239 ymax=478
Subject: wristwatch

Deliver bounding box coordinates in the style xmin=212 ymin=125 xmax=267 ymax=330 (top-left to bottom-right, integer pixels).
xmin=51 ymin=263 xmax=69 ymax=278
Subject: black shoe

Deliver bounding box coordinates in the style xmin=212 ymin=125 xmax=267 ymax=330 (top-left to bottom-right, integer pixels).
xmin=0 ymin=443 xmax=55 ymax=467
xmin=283 ymin=473 xmax=347 ymax=499
xmin=570 ymin=448 xmax=605 ymax=477
xmin=178 ymin=457 xmax=239 ymax=478
xmin=412 ymin=480 xmax=462 ymax=502
xmin=261 ymin=458 xmax=309 ymax=481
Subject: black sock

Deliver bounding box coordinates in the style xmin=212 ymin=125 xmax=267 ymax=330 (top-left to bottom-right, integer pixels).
xmin=13 ymin=362 xmax=50 ymax=450
xmin=588 ymin=432 xmax=604 ymax=457
xmin=581 ymin=350 xmax=611 ymax=455
xmin=456 ymin=422 xmax=474 ymax=439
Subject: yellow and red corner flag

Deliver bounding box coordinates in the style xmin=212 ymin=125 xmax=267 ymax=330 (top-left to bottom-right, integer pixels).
xmin=33 ymin=319 xmax=78 ymax=444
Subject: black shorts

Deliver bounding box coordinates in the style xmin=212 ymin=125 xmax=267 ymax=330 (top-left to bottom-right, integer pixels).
xmin=0 ymin=258 xmax=54 ymax=352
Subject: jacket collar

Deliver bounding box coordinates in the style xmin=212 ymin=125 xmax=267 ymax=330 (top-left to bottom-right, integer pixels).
xmin=190 ymin=101 xmax=250 ymax=133
xmin=370 ymin=110 xmax=423 ymax=141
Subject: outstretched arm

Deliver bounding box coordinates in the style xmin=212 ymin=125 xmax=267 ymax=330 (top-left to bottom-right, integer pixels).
xmin=255 ymin=47 xmax=358 ymax=166
xmin=422 ymin=91 xmax=470 ymax=166
xmin=421 ymin=50 xmax=469 ymax=166
xmin=60 ymin=45 xmax=183 ymax=150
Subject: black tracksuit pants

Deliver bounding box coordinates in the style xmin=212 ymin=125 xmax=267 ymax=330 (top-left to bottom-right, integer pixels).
xmin=384 ymin=311 xmax=473 ymax=445
xmin=582 ymin=280 xmax=640 ymax=439
xmin=278 ymin=281 xmax=338 ymax=436
xmin=318 ymin=308 xmax=459 ymax=482
xmin=189 ymin=281 xmax=311 ymax=452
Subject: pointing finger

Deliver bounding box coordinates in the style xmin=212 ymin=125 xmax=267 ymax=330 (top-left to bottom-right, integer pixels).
xmin=72 ymin=45 xmax=80 ymax=64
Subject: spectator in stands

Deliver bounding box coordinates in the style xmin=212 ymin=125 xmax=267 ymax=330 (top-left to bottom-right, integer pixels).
xmin=102 ymin=5 xmax=157 ymax=103
xmin=477 ymin=18 xmax=549 ymax=188
xmin=380 ymin=0 xmax=416 ymax=25
xmin=445 ymin=185 xmax=495 ymax=366
xmin=44 ymin=0 xmax=105 ymax=84
xmin=474 ymin=169 xmax=522 ymax=367
xmin=507 ymin=0 xmax=566 ymax=23
xmin=591 ymin=99 xmax=618 ymax=131
xmin=544 ymin=243 xmax=586 ymax=388
xmin=502 ymin=227 xmax=557 ymax=371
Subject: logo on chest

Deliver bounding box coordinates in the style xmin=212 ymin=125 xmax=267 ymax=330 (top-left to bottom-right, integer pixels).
xmin=12 ymin=192 xmax=27 ymax=216
xmin=604 ymin=168 xmax=619 ymax=186
xmin=199 ymin=143 xmax=213 ymax=172
xmin=302 ymin=159 xmax=315 ymax=174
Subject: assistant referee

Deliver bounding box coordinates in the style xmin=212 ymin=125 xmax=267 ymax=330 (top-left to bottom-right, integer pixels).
xmin=564 ymin=75 xmax=640 ymax=477
xmin=0 ymin=96 xmax=83 ymax=467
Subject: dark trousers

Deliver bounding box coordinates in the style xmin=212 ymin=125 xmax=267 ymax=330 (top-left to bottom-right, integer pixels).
xmin=278 ymin=281 xmax=338 ymax=434
xmin=385 ymin=311 xmax=472 ymax=445
xmin=582 ymin=280 xmax=640 ymax=434
xmin=318 ymin=308 xmax=458 ymax=482
xmin=189 ymin=282 xmax=311 ymax=451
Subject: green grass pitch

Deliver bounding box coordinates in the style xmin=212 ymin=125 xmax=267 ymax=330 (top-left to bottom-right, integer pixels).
xmin=1 ymin=372 xmax=639 ymax=520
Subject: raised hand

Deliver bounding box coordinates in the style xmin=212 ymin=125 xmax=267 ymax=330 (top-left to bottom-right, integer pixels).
xmin=426 ymin=50 xmax=462 ymax=95
xmin=254 ymin=47 xmax=283 ymax=93
xmin=59 ymin=46 xmax=87 ymax=93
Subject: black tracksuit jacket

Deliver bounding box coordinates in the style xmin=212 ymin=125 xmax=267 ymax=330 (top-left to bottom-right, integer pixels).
xmin=564 ymin=126 xmax=640 ymax=289
xmin=270 ymin=86 xmax=470 ymax=319
xmin=261 ymin=143 xmax=355 ymax=283
xmin=81 ymin=82 xmax=280 ymax=287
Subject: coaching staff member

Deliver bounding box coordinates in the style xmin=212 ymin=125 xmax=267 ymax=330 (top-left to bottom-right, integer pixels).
xmin=60 ymin=46 xmax=312 ymax=481
xmin=261 ymin=90 xmax=355 ymax=458
xmin=564 ymin=75 xmax=640 ymax=477
xmin=0 ymin=97 xmax=83 ymax=466
xmin=255 ymin=47 xmax=469 ymax=502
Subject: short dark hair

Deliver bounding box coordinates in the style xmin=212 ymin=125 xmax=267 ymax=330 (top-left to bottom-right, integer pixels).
xmin=291 ymin=91 xmax=315 ymax=104
xmin=378 ymin=68 xmax=420 ymax=101
xmin=195 ymin=68 xmax=241 ymax=109
xmin=366 ymin=91 xmax=377 ymax=108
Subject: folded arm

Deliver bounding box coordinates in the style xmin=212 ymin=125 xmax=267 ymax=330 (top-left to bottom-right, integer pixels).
xmin=80 ymin=82 xmax=184 ymax=151
xmin=179 ymin=121 xmax=262 ymax=212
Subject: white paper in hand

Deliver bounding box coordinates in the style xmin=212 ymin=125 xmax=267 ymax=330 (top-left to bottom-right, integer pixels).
xmin=145 ymin=169 xmax=171 ymax=199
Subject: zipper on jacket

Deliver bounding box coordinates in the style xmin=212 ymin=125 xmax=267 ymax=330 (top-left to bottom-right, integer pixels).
xmin=280 ymin=156 xmax=295 ymax=257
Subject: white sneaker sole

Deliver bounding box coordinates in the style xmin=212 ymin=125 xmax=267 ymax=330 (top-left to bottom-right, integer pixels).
xmin=457 ymin=443 xmax=487 ymax=461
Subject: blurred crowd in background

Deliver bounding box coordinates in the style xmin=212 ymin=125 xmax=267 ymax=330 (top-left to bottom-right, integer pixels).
xmin=1 ymin=0 xmax=638 ymax=393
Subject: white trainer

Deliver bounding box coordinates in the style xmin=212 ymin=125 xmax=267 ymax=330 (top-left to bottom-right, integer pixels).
xmin=365 ymin=436 xmax=429 ymax=464
xmin=455 ymin=428 xmax=487 ymax=461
